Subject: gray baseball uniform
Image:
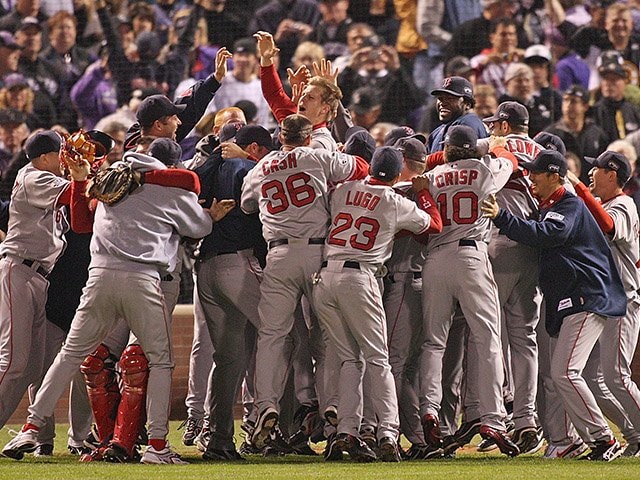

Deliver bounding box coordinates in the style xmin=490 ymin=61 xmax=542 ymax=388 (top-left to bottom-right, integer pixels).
xmin=0 ymin=162 xmax=69 ymax=429
xmin=314 ymin=177 xmax=436 ymax=440
xmin=241 ymin=146 xmax=362 ymax=421
xmin=23 ymin=153 xmax=212 ymax=445
xmin=420 ymin=152 xmax=514 ymax=431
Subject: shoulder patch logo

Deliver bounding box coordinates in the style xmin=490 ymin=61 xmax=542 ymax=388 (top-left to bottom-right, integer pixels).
xmin=558 ymin=298 xmax=573 ymax=311
xmin=545 ymin=211 xmax=565 ymax=222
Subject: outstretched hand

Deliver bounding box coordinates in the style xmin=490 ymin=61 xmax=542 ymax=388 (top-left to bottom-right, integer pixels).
xmin=312 ymin=58 xmax=339 ymax=85
xmin=481 ymin=194 xmax=500 ymax=219
xmin=565 ymin=170 xmax=581 ymax=187
xmin=287 ymin=65 xmax=311 ymax=103
xmin=205 ymin=198 xmax=236 ymax=222
xmin=253 ymin=31 xmax=280 ymax=67
xmin=214 ymin=47 xmax=233 ymax=82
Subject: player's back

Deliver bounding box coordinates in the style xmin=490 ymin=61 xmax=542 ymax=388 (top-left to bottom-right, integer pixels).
xmin=425 ymin=155 xmax=513 ymax=249
xmin=242 ymin=146 xmax=355 ymax=241
xmin=324 ymin=179 xmax=431 ymax=267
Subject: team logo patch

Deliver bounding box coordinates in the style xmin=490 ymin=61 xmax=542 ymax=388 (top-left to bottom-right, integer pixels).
xmin=545 ymin=211 xmax=565 ymax=222
xmin=558 ymin=298 xmax=573 ymax=311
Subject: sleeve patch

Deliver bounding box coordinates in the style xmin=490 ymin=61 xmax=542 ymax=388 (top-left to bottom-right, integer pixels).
xmin=545 ymin=211 xmax=565 ymax=222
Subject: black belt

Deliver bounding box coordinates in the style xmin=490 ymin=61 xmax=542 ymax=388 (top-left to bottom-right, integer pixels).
xmin=161 ymin=274 xmax=174 ymax=282
xmin=2 ymin=255 xmax=49 ymax=278
xmin=268 ymin=237 xmax=325 ymax=249
xmin=321 ymin=260 xmax=360 ymax=270
xmin=458 ymin=239 xmax=477 ymax=247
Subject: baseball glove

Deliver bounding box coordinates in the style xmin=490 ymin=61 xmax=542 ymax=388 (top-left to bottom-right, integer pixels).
xmin=87 ymin=163 xmax=143 ymax=205
xmin=61 ymin=130 xmax=97 ymax=167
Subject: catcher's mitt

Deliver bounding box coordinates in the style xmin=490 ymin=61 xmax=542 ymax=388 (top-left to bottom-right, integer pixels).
xmin=61 ymin=129 xmax=98 ymax=166
xmin=87 ymin=163 xmax=143 ymax=205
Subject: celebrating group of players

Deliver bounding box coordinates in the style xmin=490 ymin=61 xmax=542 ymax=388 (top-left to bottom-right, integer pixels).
xmin=0 ymin=30 xmax=639 ymax=465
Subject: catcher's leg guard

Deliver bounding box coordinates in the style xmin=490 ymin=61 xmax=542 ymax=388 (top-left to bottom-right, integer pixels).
xmin=111 ymin=344 xmax=149 ymax=457
xmin=80 ymin=344 xmax=121 ymax=444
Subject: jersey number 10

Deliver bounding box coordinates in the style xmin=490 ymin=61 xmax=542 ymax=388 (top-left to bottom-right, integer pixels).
xmin=436 ymin=191 xmax=478 ymax=226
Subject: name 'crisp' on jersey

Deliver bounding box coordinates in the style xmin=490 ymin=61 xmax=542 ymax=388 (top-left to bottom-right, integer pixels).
xmin=345 ymin=190 xmax=380 ymax=211
xmin=262 ymin=152 xmax=298 ymax=175
xmin=434 ymin=169 xmax=479 ymax=188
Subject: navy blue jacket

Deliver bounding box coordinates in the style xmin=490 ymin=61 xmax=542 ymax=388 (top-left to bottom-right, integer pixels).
xmin=427 ymin=112 xmax=488 ymax=154
xmin=195 ymin=156 xmax=265 ymax=258
xmin=493 ymin=189 xmax=627 ymax=337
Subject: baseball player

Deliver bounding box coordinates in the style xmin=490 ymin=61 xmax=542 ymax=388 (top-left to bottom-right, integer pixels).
xmin=566 ymin=151 xmax=640 ymax=456
xmin=0 ymin=131 xmax=88 ymax=433
xmin=255 ymin=31 xmax=341 ymax=151
xmin=462 ymin=102 xmax=544 ymax=454
xmin=481 ymin=149 xmax=627 ymax=461
xmin=240 ymin=114 xmax=369 ymax=450
xmin=380 ymin=137 xmax=434 ymax=458
xmin=2 ymin=142 xmax=226 ymax=464
xmin=195 ymin=125 xmax=273 ymax=461
xmin=419 ymin=125 xmax=521 ymax=458
xmin=313 ymin=146 xmax=442 ymax=462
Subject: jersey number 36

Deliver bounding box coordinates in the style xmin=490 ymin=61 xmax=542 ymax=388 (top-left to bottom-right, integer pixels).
xmin=262 ymin=172 xmax=317 ymax=214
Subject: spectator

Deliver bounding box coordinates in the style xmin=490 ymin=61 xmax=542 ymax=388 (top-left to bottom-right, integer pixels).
xmin=0 ymin=0 xmax=47 ymax=34
xmin=15 ymin=17 xmax=55 ymax=114
xmin=332 ymin=22 xmax=375 ymax=71
xmin=205 ymin=38 xmax=273 ymax=129
xmin=416 ymin=0 xmax=482 ymax=103
xmin=499 ymin=62 xmax=554 ymax=137
xmin=0 ymin=108 xmax=29 ymax=181
xmin=290 ymin=41 xmax=325 ymax=70
xmin=0 ymin=31 xmax=22 ymax=85
xmin=445 ymin=0 xmax=524 ymax=61
xmin=523 ymin=44 xmax=562 ymax=124
xmin=0 ymin=73 xmax=51 ymax=130
xmin=306 ymin=0 xmax=352 ymax=61
xmin=347 ymin=0 xmax=399 ymax=45
xmin=473 ymin=18 xmax=525 ymax=96
xmin=338 ymin=41 xmax=420 ymax=126
xmin=39 ymin=11 xmax=95 ymax=131
xmin=128 ymin=1 xmax=156 ymax=38
xmin=348 ymin=85 xmax=381 ymax=129
xmin=474 ymin=84 xmax=499 ymax=122
xmin=369 ymin=121 xmax=398 ymax=146
xmin=70 ymin=45 xmax=118 ymax=130
xmin=200 ymin=0 xmax=244 ymax=48
xmin=545 ymin=84 xmax=609 ymax=183
xmin=549 ymin=28 xmax=590 ymax=91
xmin=249 ymin=0 xmax=321 ymax=74
xmin=590 ymin=51 xmax=640 ymax=144
xmin=94 ymin=87 xmax=160 ymax=133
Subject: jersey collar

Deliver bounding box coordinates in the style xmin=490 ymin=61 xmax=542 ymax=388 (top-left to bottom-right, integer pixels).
xmin=539 ymin=186 xmax=566 ymax=210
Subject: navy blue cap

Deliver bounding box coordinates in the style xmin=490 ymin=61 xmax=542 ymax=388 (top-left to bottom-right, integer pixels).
xmin=522 ymin=149 xmax=567 ymax=176
xmin=532 ymin=131 xmax=567 ymax=156
xmin=219 ymin=122 xmax=245 ymax=143
xmin=148 ymin=138 xmax=182 ymax=166
xmin=344 ymin=126 xmax=375 ymax=163
xmin=483 ymin=101 xmax=529 ymax=128
xmin=25 ymin=130 xmax=61 ymax=160
xmin=431 ymin=76 xmax=474 ymax=104
xmin=136 ymin=95 xmax=186 ymax=127
xmin=395 ymin=137 xmax=426 ymax=162
xmin=235 ymin=124 xmax=273 ymax=149
xmin=585 ymin=151 xmax=632 ymax=184
xmin=383 ymin=126 xmax=427 ymax=147
xmin=443 ymin=125 xmax=478 ymax=149
xmin=371 ymin=146 xmax=403 ymax=180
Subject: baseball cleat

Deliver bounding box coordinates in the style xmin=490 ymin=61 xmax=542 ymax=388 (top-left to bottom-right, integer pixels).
xmin=583 ymin=438 xmax=623 ymax=462
xmin=324 ymin=406 xmax=338 ymax=427
xmin=333 ymin=433 xmax=376 ymax=462
xmin=442 ymin=435 xmax=459 ymax=458
xmin=202 ymin=447 xmax=245 ymax=461
xmin=2 ymin=427 xmax=39 ymax=460
xmin=102 ymin=443 xmax=131 ymax=463
xmin=378 ymin=437 xmax=402 ymax=462
xmin=251 ymin=407 xmax=279 ymax=450
xmin=177 ymin=416 xmax=203 ymax=447
xmin=512 ymin=426 xmax=544 ymax=455
xmin=360 ymin=428 xmax=377 ymax=451
xmin=422 ymin=413 xmax=443 ymax=449
xmin=479 ymin=425 xmax=520 ymax=457
xmin=140 ymin=444 xmax=188 ymax=465
xmin=323 ymin=433 xmax=343 ymax=461
xmin=543 ymin=440 xmax=588 ymax=459
xmin=622 ymin=442 xmax=640 ymax=457
xmin=453 ymin=417 xmax=481 ymax=447
xmin=33 ymin=443 xmax=53 ymax=457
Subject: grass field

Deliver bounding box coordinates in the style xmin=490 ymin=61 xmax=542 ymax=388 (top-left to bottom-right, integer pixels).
xmin=1 ymin=422 xmax=640 ymax=480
